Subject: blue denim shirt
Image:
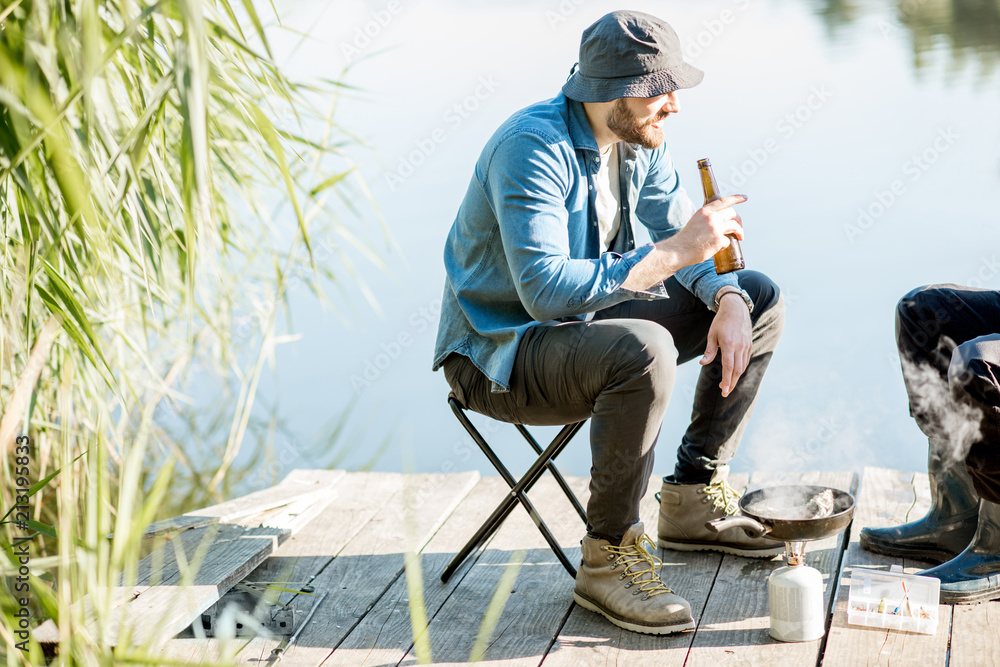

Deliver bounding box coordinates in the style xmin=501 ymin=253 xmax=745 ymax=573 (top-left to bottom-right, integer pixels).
xmin=432 ymin=92 xmax=737 ymax=392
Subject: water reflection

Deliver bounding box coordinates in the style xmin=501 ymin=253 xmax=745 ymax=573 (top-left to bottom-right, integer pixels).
xmin=900 ymin=0 xmax=1000 ymax=78
xmin=810 ymin=0 xmax=864 ymax=40
xmin=811 ymin=0 xmax=1000 ymax=81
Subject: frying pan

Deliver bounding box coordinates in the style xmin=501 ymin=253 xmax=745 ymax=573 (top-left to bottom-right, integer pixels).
xmin=706 ymin=484 xmax=855 ymax=542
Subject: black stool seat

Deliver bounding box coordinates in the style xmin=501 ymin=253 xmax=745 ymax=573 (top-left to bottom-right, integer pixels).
xmin=441 ymin=394 xmax=588 ymax=583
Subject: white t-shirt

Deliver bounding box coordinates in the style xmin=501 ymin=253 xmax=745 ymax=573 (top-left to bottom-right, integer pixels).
xmin=595 ymin=143 xmax=622 ymax=253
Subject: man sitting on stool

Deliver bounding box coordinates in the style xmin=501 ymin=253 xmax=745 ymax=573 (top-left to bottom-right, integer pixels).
xmin=432 ymin=11 xmax=785 ymax=634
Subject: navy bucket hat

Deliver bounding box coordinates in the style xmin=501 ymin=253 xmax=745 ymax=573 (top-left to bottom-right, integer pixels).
xmin=562 ymin=10 xmax=704 ymax=103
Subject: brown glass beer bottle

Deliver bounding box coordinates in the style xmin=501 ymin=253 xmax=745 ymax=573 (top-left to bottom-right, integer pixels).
xmin=698 ymin=158 xmax=745 ymax=275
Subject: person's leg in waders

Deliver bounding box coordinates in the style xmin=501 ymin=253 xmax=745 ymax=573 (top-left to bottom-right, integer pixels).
xmin=919 ymin=332 xmax=1000 ymax=603
xmin=857 ymin=285 xmax=1000 ymax=602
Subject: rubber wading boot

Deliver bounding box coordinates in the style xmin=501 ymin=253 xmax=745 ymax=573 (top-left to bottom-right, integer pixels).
xmin=574 ymin=522 xmax=695 ymax=635
xmin=657 ymin=465 xmax=784 ymax=558
xmin=919 ymin=498 xmax=1000 ymax=604
xmin=860 ymin=442 xmax=980 ymax=563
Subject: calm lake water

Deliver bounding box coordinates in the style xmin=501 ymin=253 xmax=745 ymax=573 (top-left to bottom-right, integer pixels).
xmin=210 ymin=0 xmax=1000 ymax=490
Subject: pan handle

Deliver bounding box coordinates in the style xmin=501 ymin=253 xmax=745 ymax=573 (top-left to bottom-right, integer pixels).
xmin=705 ymin=516 xmax=770 ymax=539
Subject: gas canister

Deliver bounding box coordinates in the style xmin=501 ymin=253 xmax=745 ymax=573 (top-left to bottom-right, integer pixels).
xmin=768 ymin=551 xmax=825 ymax=642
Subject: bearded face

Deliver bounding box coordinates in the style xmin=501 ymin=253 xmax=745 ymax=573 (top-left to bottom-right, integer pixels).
xmin=605 ymin=98 xmax=670 ymax=149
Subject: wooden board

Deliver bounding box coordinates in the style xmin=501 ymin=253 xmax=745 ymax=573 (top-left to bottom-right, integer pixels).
xmin=940 ymin=471 xmax=1000 ymax=667
xmin=239 ymin=471 xmax=481 ymax=666
xmin=822 ymin=467 xmax=952 ymax=666
xmin=136 ymin=469 xmax=345 ymax=539
xmin=394 ymin=474 xmax=592 ymax=666
xmin=155 ymin=471 xmax=407 ymax=663
xmin=92 ymin=467 xmax=987 ymax=666
xmin=325 ymin=475 xmax=563 ymax=667
xmin=159 ymin=471 xmax=480 ymax=665
xmin=950 ymin=602 xmax=1000 ymax=665
xmin=34 ymin=469 xmax=341 ymax=649
xmin=542 ymin=473 xmax=745 ymax=667
xmin=33 ymin=523 xmax=289 ymax=646
xmin=853 ymin=470 xmax=954 ymax=664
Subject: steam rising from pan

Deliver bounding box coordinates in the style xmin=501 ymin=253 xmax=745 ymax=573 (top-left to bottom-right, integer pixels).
xmin=747 ymin=487 xmax=842 ymax=521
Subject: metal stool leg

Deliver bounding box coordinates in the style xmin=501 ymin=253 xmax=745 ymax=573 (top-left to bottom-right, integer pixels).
xmin=512 ymin=488 xmax=579 ymax=578
xmin=515 ymin=422 xmax=588 ymax=522
xmin=441 ymin=427 xmax=580 ymax=581
xmin=440 ymin=490 xmax=517 ymax=584
xmin=442 ymin=397 xmax=587 ymax=583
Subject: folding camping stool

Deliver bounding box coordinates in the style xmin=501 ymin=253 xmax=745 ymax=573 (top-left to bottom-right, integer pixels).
xmin=440 ymin=394 xmax=589 ymax=583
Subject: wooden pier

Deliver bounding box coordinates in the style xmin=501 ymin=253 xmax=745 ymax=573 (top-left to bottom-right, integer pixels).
xmin=54 ymin=467 xmax=1000 ymax=665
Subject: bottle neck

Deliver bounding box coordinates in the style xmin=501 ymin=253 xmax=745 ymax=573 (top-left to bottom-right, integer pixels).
xmin=699 ymin=164 xmax=720 ymax=203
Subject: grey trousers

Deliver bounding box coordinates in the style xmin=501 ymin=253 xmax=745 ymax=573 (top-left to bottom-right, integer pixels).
xmin=443 ymin=270 xmax=785 ymax=541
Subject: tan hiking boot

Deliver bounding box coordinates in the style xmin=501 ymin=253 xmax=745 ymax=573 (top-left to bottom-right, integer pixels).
xmin=573 ymin=522 xmax=695 ymax=635
xmin=657 ymin=466 xmax=784 ymax=558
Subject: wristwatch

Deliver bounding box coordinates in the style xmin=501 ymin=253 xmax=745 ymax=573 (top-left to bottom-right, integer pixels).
xmin=713 ymin=285 xmax=754 ymax=313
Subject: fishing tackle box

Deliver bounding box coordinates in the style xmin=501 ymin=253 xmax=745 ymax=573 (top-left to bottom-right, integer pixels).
xmin=847 ymin=564 xmax=940 ymax=635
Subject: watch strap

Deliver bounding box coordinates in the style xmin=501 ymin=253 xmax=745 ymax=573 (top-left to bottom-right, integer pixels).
xmin=713 ymin=285 xmax=754 ymax=313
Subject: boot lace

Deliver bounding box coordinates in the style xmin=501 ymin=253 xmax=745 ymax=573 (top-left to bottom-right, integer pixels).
xmin=703 ymin=478 xmax=741 ymax=516
xmin=602 ymin=533 xmax=674 ymax=600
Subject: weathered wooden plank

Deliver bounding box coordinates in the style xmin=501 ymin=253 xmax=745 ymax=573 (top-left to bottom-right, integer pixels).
xmin=159 ymin=472 xmax=481 ymax=665
xmin=234 ymin=471 xmax=482 ymax=666
xmin=393 ymin=474 xmax=592 ymax=666
xmin=951 ymin=602 xmax=1000 ymax=664
xmin=89 ymin=468 xmax=976 ymax=665
xmin=238 ymin=486 xmax=341 ymax=536
xmin=856 ymin=470 xmax=954 ymax=663
xmin=138 ymin=469 xmax=346 ymax=539
xmin=139 ymin=514 xmax=217 ymax=538
xmin=940 ymin=473 xmax=1000 ymax=666
xmin=542 ymin=474 xmax=746 ymax=667
xmin=156 ymin=471 xmax=406 ymax=663
xmin=38 ymin=469 xmax=343 ymax=648
xmin=325 ymin=475 xmax=559 ymax=667
xmin=822 ymin=467 xmax=952 ymax=667
xmin=683 ymin=470 xmax=857 ymax=667
xmin=34 ymin=524 xmax=289 ymax=646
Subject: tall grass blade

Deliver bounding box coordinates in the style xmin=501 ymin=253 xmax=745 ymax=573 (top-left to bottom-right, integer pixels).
xmin=469 ymin=549 xmax=527 ymax=663
xmin=0 ymin=0 xmax=387 ymax=659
